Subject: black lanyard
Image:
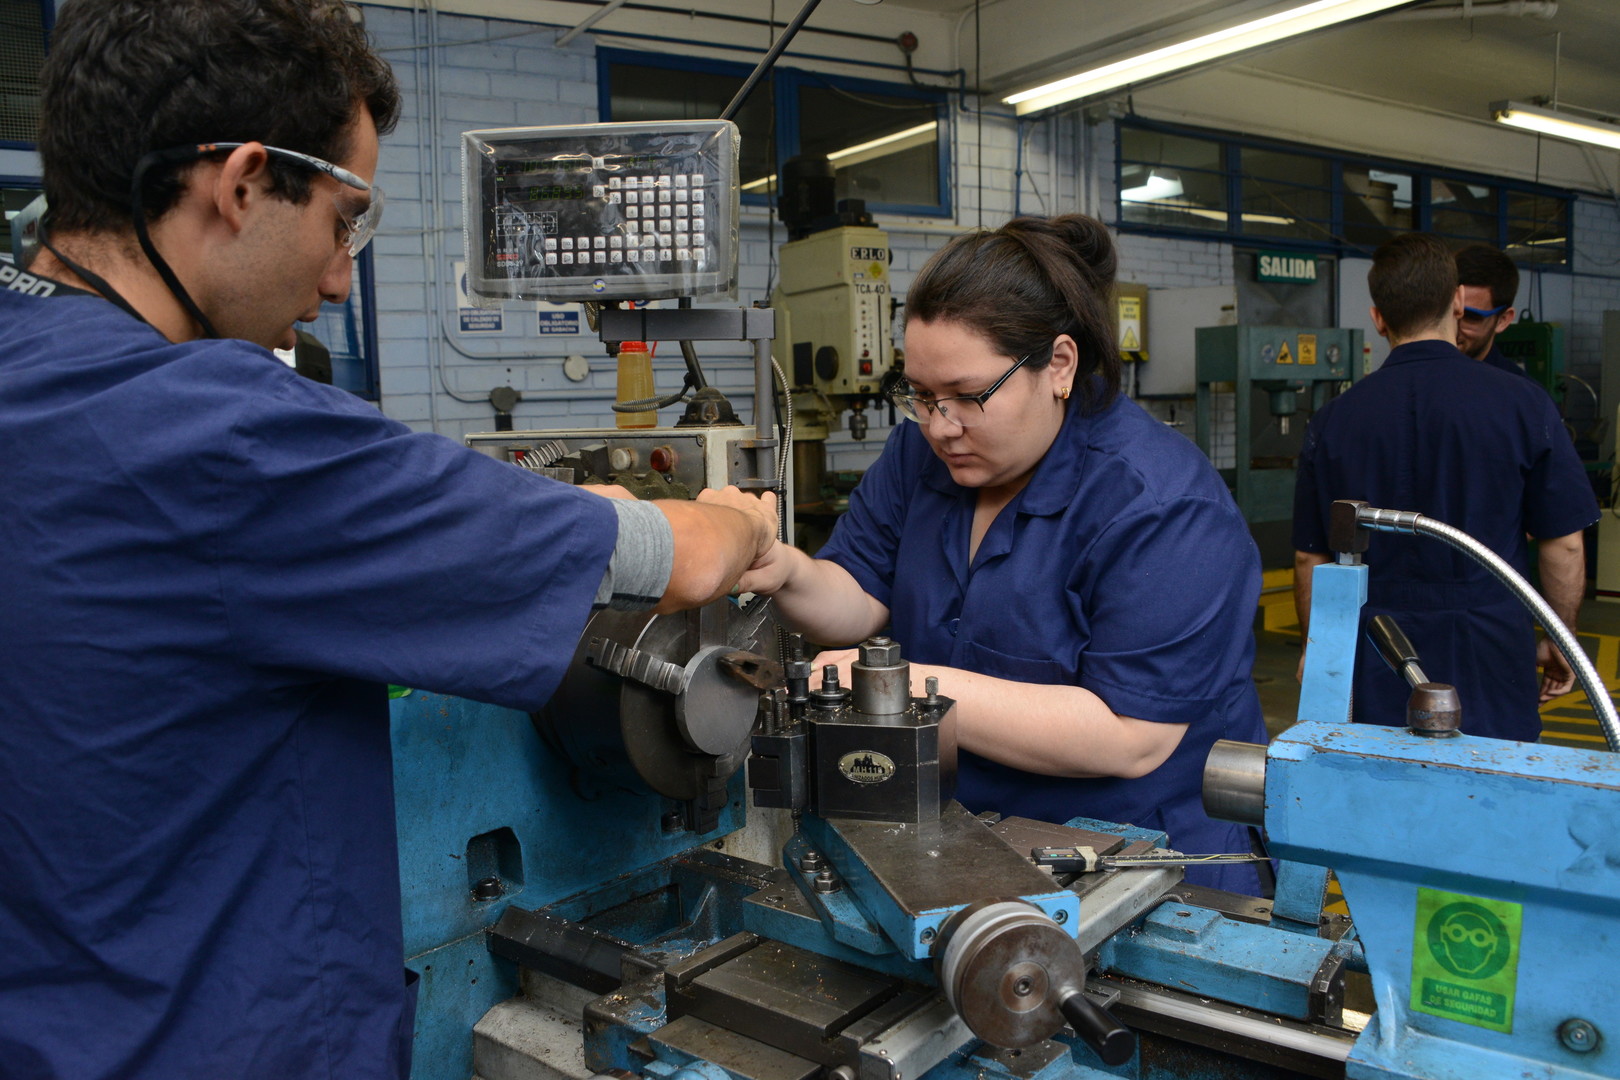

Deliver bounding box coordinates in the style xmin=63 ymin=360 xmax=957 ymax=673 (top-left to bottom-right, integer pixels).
xmin=37 ymin=235 xmax=149 ymax=325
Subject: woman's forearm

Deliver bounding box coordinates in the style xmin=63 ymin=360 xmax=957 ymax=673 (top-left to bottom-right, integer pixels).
xmin=817 ymin=654 xmax=1188 ymax=779
xmin=742 ymin=543 xmax=890 ymax=647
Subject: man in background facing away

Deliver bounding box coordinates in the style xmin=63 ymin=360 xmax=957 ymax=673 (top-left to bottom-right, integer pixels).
xmin=1292 ymin=233 xmax=1595 ymax=742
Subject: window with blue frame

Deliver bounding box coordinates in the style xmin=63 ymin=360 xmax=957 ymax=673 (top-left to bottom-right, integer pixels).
xmin=1118 ymin=120 xmax=1574 ymax=268
xmin=1 ymin=0 xmax=50 ymax=147
xmin=599 ymin=48 xmax=950 ymax=218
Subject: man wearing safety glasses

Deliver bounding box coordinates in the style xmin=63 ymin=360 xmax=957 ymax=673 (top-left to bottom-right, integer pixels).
xmin=1454 ymin=243 xmax=1535 ymax=381
xmin=0 ymin=3 xmax=774 ymax=1079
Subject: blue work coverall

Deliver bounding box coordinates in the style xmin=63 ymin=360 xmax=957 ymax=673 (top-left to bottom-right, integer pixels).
xmin=0 ymin=286 xmax=618 ymax=1079
xmin=1293 ymin=338 xmax=1597 ymax=741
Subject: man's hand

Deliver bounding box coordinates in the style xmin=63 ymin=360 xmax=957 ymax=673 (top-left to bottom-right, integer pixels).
xmin=1537 ymin=636 xmax=1577 ymax=702
xmin=697 ymin=486 xmax=777 ymax=562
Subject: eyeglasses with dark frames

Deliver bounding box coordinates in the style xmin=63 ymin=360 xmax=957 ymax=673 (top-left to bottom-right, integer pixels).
xmin=887 ymin=349 xmax=1042 ymax=429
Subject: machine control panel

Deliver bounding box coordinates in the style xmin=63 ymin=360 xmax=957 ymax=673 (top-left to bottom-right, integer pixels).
xmin=462 ymin=120 xmax=740 ymax=303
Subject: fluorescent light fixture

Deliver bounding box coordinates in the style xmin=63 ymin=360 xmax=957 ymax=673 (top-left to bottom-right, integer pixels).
xmin=826 ymin=121 xmax=938 ymax=166
xmin=1180 ymin=207 xmax=1296 ymax=226
xmin=740 ymin=121 xmax=938 ymax=193
xmin=1003 ymin=0 xmax=1414 ymax=116
xmin=1492 ymin=100 xmax=1620 ymax=152
xmin=1121 ymin=170 xmax=1184 ymax=202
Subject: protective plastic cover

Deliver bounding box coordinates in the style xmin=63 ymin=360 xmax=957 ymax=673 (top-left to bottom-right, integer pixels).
xmin=461 ymin=120 xmax=740 ymax=304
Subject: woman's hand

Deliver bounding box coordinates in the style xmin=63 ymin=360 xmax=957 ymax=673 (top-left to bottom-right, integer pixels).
xmin=735 ymin=538 xmax=800 ymax=596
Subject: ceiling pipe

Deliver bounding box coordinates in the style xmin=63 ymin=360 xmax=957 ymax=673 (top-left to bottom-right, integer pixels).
xmin=1389 ymin=1 xmax=1556 ymax=20
xmin=556 ymin=0 xmax=630 ymax=48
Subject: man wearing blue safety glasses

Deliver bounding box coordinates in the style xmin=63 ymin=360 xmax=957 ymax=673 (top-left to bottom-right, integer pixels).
xmin=1455 ymin=243 xmax=1534 ymax=381
xmin=1293 ymin=234 xmax=1596 ymax=747
xmin=0 ymin=3 xmax=775 ymax=1079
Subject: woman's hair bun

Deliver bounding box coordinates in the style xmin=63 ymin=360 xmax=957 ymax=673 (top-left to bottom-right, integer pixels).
xmin=1049 ymin=214 xmax=1116 ymax=287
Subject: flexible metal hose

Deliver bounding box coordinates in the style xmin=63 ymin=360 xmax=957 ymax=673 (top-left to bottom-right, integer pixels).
xmin=1356 ymin=505 xmax=1620 ymax=751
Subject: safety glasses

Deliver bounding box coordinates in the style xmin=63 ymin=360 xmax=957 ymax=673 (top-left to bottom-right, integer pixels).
xmin=135 ymin=141 xmax=384 ymax=257
xmin=1461 ymin=302 xmax=1509 ymax=323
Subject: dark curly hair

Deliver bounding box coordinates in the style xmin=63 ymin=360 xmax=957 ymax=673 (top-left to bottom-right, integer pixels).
xmin=1454 ymin=243 xmax=1519 ymax=311
xmin=40 ymin=0 xmax=401 ymax=235
xmin=903 ymin=214 xmax=1120 ymax=413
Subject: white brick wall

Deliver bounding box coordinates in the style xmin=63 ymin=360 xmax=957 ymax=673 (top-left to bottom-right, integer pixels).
xmin=355 ymin=5 xmax=1620 ymax=474
xmin=1571 ymin=195 xmax=1620 ymax=393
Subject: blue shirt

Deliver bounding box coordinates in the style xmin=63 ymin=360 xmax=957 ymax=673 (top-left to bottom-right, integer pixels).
xmin=1293 ymin=338 xmax=1597 ymax=740
xmin=818 ymin=393 xmax=1267 ymax=892
xmin=0 ymin=288 xmax=618 ymax=1079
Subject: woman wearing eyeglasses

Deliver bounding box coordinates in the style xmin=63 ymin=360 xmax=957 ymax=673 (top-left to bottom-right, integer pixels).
xmin=739 ymin=214 xmax=1268 ymax=894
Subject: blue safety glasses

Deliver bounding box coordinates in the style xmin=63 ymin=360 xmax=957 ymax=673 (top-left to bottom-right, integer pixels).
xmin=1461 ymin=302 xmax=1509 ymax=323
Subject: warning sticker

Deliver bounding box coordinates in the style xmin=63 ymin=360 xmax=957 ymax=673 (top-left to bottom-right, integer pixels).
xmin=1118 ymin=295 xmax=1143 ymax=355
xmin=1299 ymin=334 xmax=1317 ymax=365
xmin=1276 ymin=340 xmax=1293 ymax=364
xmin=1410 ymin=888 xmax=1521 ymax=1033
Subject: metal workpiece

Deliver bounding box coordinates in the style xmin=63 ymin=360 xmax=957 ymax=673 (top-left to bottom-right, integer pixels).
xmin=1348 ymin=500 xmax=1620 ymax=749
xmin=1405 ymin=682 xmax=1462 ymax=736
xmin=585 ymin=640 xmax=759 ymax=757
xmin=1201 ymin=739 xmax=1268 ymax=827
xmin=538 ymin=595 xmax=776 ymax=830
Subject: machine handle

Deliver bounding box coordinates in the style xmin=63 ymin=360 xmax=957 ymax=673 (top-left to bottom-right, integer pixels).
xmin=1059 ymin=989 xmax=1135 ymax=1067
xmin=1367 ymin=615 xmax=1426 ymax=688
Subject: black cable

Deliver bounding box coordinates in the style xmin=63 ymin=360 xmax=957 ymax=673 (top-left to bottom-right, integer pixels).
xmin=764 ymin=0 xmax=779 ymax=301
xmin=975 ymin=0 xmax=982 ymax=228
xmin=37 ymin=231 xmax=147 ymax=324
xmin=721 ymin=0 xmax=824 ymax=122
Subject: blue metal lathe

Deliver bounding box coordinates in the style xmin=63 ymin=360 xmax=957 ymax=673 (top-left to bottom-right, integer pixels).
xmin=392 ymin=487 xmax=1620 ymax=1080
